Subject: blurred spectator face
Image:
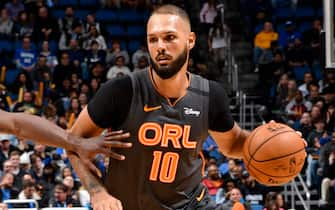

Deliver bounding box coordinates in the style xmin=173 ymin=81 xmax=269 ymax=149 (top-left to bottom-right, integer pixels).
xmin=38 ymin=56 xmax=47 ymax=67
xmin=69 ymin=39 xmax=78 ymax=49
xmin=92 ymin=63 xmax=105 ymax=77
xmin=311 ymin=106 xmax=321 ymax=119
xmin=19 ymin=11 xmax=28 ymax=22
xmin=71 ymin=98 xmax=80 ymax=110
xmin=79 ymin=93 xmax=88 ymax=105
xmin=90 ymin=78 xmax=99 ymax=90
xmin=33 ymin=156 xmax=43 ymax=170
xmin=3 ymin=161 xmax=14 ymax=174
xmin=314 ymin=120 xmax=325 ymax=130
xmin=230 ymin=188 xmax=242 ymax=203
xmin=313 ymin=20 xmax=321 ymax=31
xmin=90 ymin=26 xmax=98 ymax=36
xmin=23 ymin=92 xmax=33 ymax=103
xmin=207 ymin=164 xmax=220 ymax=180
xmin=80 ymin=84 xmax=90 ymax=94
xmin=294 ymin=91 xmax=303 ymax=103
xmin=256 ymin=11 xmax=266 ymax=20
xmin=19 ymin=73 xmax=27 ymax=83
xmin=1 ymin=173 xmax=14 ymax=188
xmin=273 ymin=53 xmax=283 ymax=63
xmin=138 ymin=56 xmax=149 ymax=69
xmin=65 ymin=7 xmax=74 ymax=18
xmin=41 ymin=41 xmax=49 ymax=52
xmin=309 ymin=84 xmax=319 ymax=98
xmin=38 ymin=7 xmax=48 ymax=19
xmin=34 ymin=144 xmax=46 ymax=153
xmin=91 ymin=42 xmax=99 ymax=51
xmin=60 ymin=53 xmax=70 ymax=66
xmin=63 ymin=176 xmax=74 ymax=189
xmin=22 ymin=37 xmax=31 ymax=50
xmin=23 ymin=184 xmax=36 ymax=198
xmin=264 ymin=22 xmax=273 ymax=33
xmin=300 ymin=112 xmax=311 ymax=125
xmin=22 ymin=173 xmax=34 ymax=183
xmin=112 ymin=41 xmax=121 ymax=51
xmin=288 ymin=79 xmax=297 ymax=90
xmin=1 ymin=139 xmax=10 ymax=150
xmin=115 ymin=56 xmax=125 ymax=67
xmin=1 ymin=9 xmax=9 ymax=20
xmin=279 ymin=74 xmax=289 ymax=86
xmin=87 ymin=14 xmax=95 ymax=24
xmin=9 ymin=154 xmax=20 ymax=168
xmin=315 ymin=100 xmax=324 ymax=110
xmin=276 ymin=193 xmax=284 ymax=208
xmin=228 ymin=159 xmax=236 ymax=171
xmin=54 ymin=186 xmax=67 ymax=202
xmin=62 ymin=167 xmax=72 ymax=178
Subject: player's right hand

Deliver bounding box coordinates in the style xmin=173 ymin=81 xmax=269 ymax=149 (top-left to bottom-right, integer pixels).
xmin=91 ymin=190 xmax=123 ymax=210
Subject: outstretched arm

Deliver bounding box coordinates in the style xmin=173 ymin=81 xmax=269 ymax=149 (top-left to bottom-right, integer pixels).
xmin=68 ymin=107 xmax=124 ymax=210
xmin=0 ymin=109 xmax=79 ymax=152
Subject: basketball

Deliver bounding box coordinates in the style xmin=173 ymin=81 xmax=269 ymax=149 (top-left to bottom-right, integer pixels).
xmin=243 ymin=121 xmax=307 ymax=186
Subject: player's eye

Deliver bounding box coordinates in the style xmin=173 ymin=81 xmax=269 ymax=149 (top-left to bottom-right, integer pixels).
xmin=149 ymin=37 xmax=158 ymax=43
xmin=165 ymin=35 xmax=176 ymax=41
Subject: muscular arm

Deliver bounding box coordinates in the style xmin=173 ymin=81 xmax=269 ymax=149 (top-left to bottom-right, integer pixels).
xmin=0 ymin=109 xmax=79 ymax=152
xmin=209 ymin=123 xmax=250 ymax=159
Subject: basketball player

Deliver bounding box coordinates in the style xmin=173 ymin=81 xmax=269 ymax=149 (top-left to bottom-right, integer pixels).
xmin=0 ymin=109 xmax=131 ymax=176
xmin=67 ymin=4 xmax=251 ymax=210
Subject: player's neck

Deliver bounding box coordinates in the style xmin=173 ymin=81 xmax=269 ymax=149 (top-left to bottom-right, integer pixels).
xmin=151 ymin=66 xmax=189 ymax=99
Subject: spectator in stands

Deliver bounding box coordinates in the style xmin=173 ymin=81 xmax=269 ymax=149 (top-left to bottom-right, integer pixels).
xmin=48 ymin=183 xmax=81 ymax=207
xmin=89 ymin=78 xmax=101 ymax=96
xmin=253 ymin=22 xmax=278 ymax=68
xmin=106 ymin=39 xmax=130 ymax=67
xmin=18 ymin=180 xmax=40 ymax=203
xmin=306 ymin=82 xmax=322 ymax=105
xmin=85 ymin=13 xmax=102 ymax=35
xmin=0 ymin=9 xmax=14 ymax=38
xmin=319 ymin=143 xmax=335 ymax=207
xmin=239 ymin=173 xmax=266 ymax=206
xmin=286 ymin=36 xmax=310 ymax=80
xmin=132 ymin=41 xmax=150 ymax=68
xmin=278 ymin=20 xmax=301 ymax=49
xmin=86 ymin=40 xmax=106 ymax=69
xmin=208 ymin=15 xmax=228 ymax=70
xmin=306 ymin=119 xmax=326 ymax=188
xmin=59 ymin=22 xmax=86 ymax=51
xmin=270 ymin=73 xmax=289 ymax=110
xmin=40 ymin=163 xmax=57 ymax=205
xmin=8 ymin=151 xmax=24 ymax=189
xmin=12 ymin=91 xmax=37 ymax=114
xmin=133 ymin=56 xmax=149 ymax=72
xmin=33 ymin=6 xmax=59 ymax=42
xmin=53 ymin=52 xmax=79 ymax=89
xmin=68 ymin=39 xmax=86 ymax=68
xmin=202 ymin=163 xmax=223 ymax=200
xmin=0 ymin=172 xmax=19 ymax=201
xmin=19 ymin=153 xmax=31 ymax=175
xmin=319 ymin=132 xmax=335 ymax=172
xmin=83 ymin=25 xmax=107 ymax=50
xmin=0 ymin=160 xmax=14 ymax=178
xmin=13 ymin=11 xmax=33 ymax=39
xmin=14 ymin=36 xmax=37 ymax=76
xmin=319 ymin=71 xmax=334 ymax=92
xmin=106 ymin=55 xmax=131 ymax=80
xmin=271 ymin=0 xmax=298 ymax=10
xmin=294 ymin=112 xmax=313 ymax=139
xmin=0 ymin=135 xmax=17 ymax=169
xmin=33 ymin=55 xmax=52 ymax=86
xmin=298 ymin=72 xmax=313 ymax=97
xmin=303 ymin=19 xmax=322 ymax=62
xmin=39 ymin=40 xmax=58 ymax=70
xmin=199 ymin=0 xmax=218 ymax=33
xmin=30 ymin=154 xmax=44 ymax=180
xmin=58 ymin=6 xmax=81 ymax=38
xmin=310 ymin=105 xmax=322 ymax=124
xmin=264 ymin=192 xmax=285 ymax=210
xmin=285 ymin=90 xmax=312 ymax=122
xmin=219 ymin=187 xmax=250 ymax=210
xmin=10 ymin=71 xmax=33 ymax=97
xmin=203 ymin=135 xmax=223 ymax=164
xmin=325 ymin=103 xmax=335 ymax=133
xmin=62 ymin=175 xmax=80 ymax=206
xmin=4 ymin=0 xmax=24 ymax=21
xmin=90 ymin=62 xmax=107 ymax=82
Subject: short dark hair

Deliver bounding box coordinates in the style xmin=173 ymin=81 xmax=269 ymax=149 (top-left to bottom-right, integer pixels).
xmin=149 ymin=4 xmax=191 ymax=29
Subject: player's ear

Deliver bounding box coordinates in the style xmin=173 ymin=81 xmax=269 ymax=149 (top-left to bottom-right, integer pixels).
xmin=188 ymin=32 xmax=196 ymax=50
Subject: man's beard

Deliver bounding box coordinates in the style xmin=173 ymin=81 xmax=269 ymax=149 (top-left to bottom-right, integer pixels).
xmin=150 ymin=46 xmax=188 ymax=79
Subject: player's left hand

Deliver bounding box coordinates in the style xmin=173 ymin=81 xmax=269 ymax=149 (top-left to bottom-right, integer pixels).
xmin=72 ymin=130 xmax=132 ymax=177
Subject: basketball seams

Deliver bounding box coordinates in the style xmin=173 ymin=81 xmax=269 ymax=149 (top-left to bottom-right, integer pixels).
xmin=249 ymin=130 xmax=297 ymax=161
xmin=246 ymin=125 xmax=264 ymax=169
xmin=253 ymin=147 xmax=306 ymax=162
xmin=248 ymin=149 xmax=306 ymax=178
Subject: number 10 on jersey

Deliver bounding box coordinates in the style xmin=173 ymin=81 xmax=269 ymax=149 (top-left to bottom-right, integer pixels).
xmin=149 ymin=151 xmax=179 ymax=183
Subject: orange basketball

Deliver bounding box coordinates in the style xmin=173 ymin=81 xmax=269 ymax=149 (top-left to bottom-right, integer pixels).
xmin=243 ymin=121 xmax=307 ymax=186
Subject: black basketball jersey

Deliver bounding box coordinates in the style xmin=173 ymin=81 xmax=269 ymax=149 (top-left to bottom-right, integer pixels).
xmin=103 ymin=70 xmax=210 ymax=210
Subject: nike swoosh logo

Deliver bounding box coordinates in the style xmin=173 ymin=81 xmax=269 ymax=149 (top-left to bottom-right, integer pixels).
xmin=196 ymin=188 xmax=205 ymax=202
xmin=144 ymin=105 xmax=162 ymax=112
